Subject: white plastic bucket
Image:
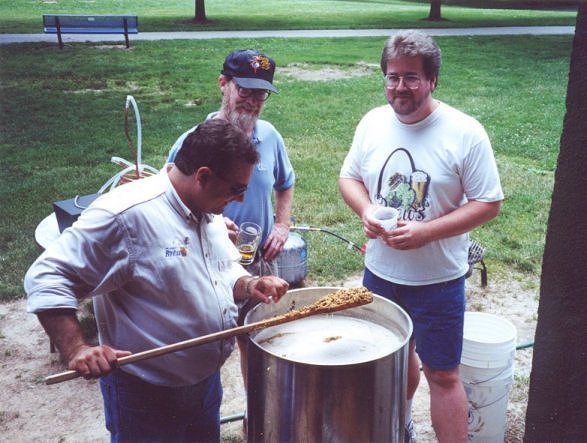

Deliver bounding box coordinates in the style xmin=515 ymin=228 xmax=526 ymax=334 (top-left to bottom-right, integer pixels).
xmin=460 ymin=312 xmax=517 ymax=442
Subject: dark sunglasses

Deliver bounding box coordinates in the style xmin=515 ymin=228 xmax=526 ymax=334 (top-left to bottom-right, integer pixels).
xmin=213 ymin=171 xmax=248 ymax=196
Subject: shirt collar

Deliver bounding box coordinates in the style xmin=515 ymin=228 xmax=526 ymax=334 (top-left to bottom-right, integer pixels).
xmin=162 ymin=167 xmax=210 ymax=224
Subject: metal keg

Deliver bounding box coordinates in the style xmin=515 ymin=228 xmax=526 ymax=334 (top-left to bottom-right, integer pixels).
xmin=276 ymin=232 xmax=307 ymax=285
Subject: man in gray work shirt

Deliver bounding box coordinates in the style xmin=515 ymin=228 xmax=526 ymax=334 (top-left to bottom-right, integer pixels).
xmin=25 ymin=119 xmax=289 ymax=442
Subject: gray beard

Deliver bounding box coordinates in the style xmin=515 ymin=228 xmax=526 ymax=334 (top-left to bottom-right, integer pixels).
xmin=220 ymin=93 xmax=259 ymax=133
xmin=225 ymin=109 xmax=257 ymax=133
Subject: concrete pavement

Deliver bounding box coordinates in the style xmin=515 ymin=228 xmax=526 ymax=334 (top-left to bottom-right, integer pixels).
xmin=0 ymin=26 xmax=575 ymax=45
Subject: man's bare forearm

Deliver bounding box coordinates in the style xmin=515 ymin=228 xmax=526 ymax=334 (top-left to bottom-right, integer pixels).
xmin=37 ymin=309 xmax=86 ymax=363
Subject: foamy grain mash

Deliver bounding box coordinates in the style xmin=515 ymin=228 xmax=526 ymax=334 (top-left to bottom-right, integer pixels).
xmin=254 ymin=288 xmax=402 ymax=365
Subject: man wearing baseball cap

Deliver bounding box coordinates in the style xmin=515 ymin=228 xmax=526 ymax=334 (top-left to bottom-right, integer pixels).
xmin=167 ymin=49 xmax=295 ymax=389
xmin=221 ymin=48 xmax=279 ymax=93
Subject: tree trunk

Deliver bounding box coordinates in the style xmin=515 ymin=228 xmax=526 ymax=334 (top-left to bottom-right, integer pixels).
xmin=194 ymin=0 xmax=207 ymax=23
xmin=428 ymin=0 xmax=442 ymax=21
xmin=524 ymin=6 xmax=587 ymax=440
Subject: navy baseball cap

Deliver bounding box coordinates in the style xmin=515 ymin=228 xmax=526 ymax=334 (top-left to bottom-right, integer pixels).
xmin=221 ymin=49 xmax=278 ymax=93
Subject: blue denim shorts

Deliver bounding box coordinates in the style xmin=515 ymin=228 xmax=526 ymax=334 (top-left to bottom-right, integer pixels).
xmin=363 ymin=268 xmax=465 ymax=370
xmin=100 ymin=369 xmax=222 ymax=443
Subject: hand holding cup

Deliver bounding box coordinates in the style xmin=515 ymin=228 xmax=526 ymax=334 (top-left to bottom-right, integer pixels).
xmin=373 ymin=206 xmax=399 ymax=232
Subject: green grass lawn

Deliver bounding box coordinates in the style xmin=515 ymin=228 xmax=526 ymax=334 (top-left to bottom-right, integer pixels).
xmin=0 ymin=32 xmax=573 ymax=300
xmin=0 ymin=0 xmax=577 ymax=33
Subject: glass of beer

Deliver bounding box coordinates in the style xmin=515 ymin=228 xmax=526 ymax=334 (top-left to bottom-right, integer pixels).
xmin=236 ymin=222 xmax=262 ymax=265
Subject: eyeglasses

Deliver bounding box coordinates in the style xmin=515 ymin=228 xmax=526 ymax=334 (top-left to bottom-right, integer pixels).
xmin=213 ymin=172 xmax=248 ymax=196
xmin=384 ymin=74 xmax=422 ymax=90
xmin=236 ymin=85 xmax=270 ymax=102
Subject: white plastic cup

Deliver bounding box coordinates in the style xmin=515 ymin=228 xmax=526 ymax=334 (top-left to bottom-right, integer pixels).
xmin=373 ymin=207 xmax=399 ymax=231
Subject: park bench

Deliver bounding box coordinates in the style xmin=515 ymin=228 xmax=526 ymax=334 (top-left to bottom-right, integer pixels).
xmin=43 ymin=14 xmax=138 ymax=49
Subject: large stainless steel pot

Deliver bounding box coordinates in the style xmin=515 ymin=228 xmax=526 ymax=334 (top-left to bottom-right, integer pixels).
xmin=245 ymin=287 xmax=413 ymax=443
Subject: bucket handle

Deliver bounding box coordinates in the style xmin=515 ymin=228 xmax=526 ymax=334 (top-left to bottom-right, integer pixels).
xmin=465 ymin=361 xmax=513 ymax=385
xmin=469 ymin=390 xmax=511 ymax=411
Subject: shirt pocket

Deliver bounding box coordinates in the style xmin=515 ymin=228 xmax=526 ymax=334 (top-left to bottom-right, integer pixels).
xmin=204 ymin=217 xmax=241 ymax=271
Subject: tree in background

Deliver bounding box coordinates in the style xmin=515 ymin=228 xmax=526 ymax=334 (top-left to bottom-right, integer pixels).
xmin=194 ymin=0 xmax=207 ymax=23
xmin=427 ymin=0 xmax=442 ymax=21
xmin=524 ymin=6 xmax=587 ymax=440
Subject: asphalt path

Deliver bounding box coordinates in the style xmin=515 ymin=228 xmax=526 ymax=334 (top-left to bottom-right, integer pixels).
xmin=0 ymin=26 xmax=575 ymax=45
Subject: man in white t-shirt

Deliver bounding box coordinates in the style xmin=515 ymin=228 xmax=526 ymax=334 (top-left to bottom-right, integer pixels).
xmin=339 ymin=30 xmax=503 ymax=442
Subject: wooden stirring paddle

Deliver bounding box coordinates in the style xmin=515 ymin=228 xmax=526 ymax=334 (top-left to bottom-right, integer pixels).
xmin=45 ymin=287 xmax=373 ymax=385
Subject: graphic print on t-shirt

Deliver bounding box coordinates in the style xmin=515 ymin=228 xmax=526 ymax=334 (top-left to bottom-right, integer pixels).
xmin=375 ymin=148 xmax=430 ymax=221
